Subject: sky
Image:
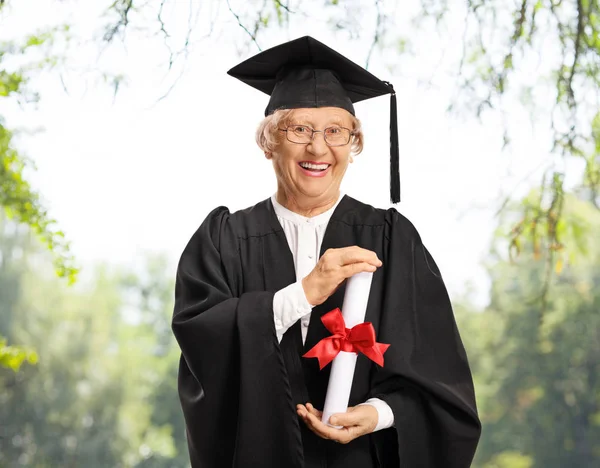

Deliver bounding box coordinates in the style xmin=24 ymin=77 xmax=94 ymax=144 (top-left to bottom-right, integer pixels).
xmin=0 ymin=0 xmax=556 ymax=307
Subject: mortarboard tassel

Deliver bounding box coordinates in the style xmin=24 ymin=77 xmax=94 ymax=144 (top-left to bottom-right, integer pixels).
xmin=384 ymin=81 xmax=400 ymax=204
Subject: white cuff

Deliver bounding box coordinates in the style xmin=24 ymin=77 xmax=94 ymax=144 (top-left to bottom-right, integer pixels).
xmin=358 ymin=397 xmax=395 ymax=432
xmin=273 ymin=280 xmax=313 ymax=343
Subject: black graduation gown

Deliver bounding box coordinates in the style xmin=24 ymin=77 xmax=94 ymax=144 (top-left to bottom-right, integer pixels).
xmin=172 ymin=195 xmax=481 ymax=468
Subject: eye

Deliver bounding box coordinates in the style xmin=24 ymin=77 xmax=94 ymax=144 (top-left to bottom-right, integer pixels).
xmin=292 ymin=125 xmax=311 ymax=134
xmin=325 ymin=126 xmax=342 ymax=135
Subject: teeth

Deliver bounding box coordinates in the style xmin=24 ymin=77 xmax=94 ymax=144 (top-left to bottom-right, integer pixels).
xmin=300 ymin=162 xmax=329 ymax=170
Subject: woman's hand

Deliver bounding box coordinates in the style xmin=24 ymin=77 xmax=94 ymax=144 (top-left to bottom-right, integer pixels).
xmin=302 ymin=246 xmax=382 ymax=306
xmin=296 ymin=403 xmax=378 ymax=444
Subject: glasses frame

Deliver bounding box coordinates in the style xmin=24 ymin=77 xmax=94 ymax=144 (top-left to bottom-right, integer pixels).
xmin=278 ymin=125 xmax=354 ymax=147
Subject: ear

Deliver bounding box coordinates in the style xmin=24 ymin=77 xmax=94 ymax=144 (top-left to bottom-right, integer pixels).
xmin=265 ymin=151 xmax=273 ymax=160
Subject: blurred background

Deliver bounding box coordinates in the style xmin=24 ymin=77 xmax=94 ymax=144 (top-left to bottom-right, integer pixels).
xmin=1 ymin=0 xmax=599 ymax=466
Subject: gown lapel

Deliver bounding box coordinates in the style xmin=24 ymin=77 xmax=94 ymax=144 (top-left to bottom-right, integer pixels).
xmin=261 ymin=197 xmax=308 ymax=403
xmin=261 ymin=195 xmax=375 ymax=468
xmin=259 ymin=195 xmax=358 ymax=398
xmin=303 ymin=195 xmax=355 ymax=355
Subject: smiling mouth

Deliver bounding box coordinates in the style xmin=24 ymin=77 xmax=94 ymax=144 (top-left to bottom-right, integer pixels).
xmin=298 ymin=161 xmax=331 ymax=172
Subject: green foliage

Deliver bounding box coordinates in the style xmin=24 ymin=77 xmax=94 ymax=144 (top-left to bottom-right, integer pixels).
xmin=69 ymin=0 xmax=600 ymax=261
xmin=0 ymin=190 xmax=598 ymax=466
xmin=0 ymin=123 xmax=78 ymax=284
xmin=586 ymin=112 xmax=600 ymax=197
xmin=0 ymin=222 xmax=187 ymax=467
xmin=483 ymin=451 xmax=533 ymax=468
xmin=509 ymin=174 xmax=567 ymax=262
xmin=0 ymin=337 xmax=37 ymax=371
xmin=0 ymin=71 xmax=24 ymax=97
xmin=0 ymin=2 xmax=599 ymax=466
xmin=469 ymin=195 xmax=600 ymax=467
xmin=272 ymin=0 xmax=284 ymax=25
xmin=0 ymin=31 xmax=78 ymax=288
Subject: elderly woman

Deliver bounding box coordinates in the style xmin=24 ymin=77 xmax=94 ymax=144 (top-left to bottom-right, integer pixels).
xmin=172 ymin=36 xmax=480 ymax=468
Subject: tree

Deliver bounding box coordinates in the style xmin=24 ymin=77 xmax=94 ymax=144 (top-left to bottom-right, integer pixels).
xmin=0 ymin=23 xmax=77 ymax=283
xmin=0 ymin=219 xmax=38 ymax=372
xmin=2 ymin=0 xmax=598 ymax=278
xmin=118 ymin=255 xmax=189 ymax=467
xmin=0 ymin=217 xmax=187 ymax=467
xmin=0 ymin=6 xmax=77 ymax=369
xmin=1 ymin=1 xmax=599 ymax=464
xmin=97 ymin=0 xmax=600 ymax=258
xmin=464 ymin=194 xmax=600 ymax=467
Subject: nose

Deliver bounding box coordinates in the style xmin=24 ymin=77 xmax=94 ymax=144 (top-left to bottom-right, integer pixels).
xmin=306 ymin=132 xmax=328 ymax=156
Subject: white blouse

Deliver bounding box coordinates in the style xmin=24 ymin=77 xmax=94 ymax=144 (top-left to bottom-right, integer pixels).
xmin=271 ymin=193 xmax=395 ymax=432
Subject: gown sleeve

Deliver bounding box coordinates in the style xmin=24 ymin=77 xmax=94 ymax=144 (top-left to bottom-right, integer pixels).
xmin=171 ymin=207 xmax=303 ymax=468
xmin=369 ymin=209 xmax=481 ymax=468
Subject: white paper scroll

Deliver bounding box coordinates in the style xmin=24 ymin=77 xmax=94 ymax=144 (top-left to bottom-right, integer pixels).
xmin=321 ymin=271 xmax=374 ymax=427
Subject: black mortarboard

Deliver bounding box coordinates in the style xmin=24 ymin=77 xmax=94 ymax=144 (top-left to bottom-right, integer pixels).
xmin=227 ymin=36 xmax=400 ymax=203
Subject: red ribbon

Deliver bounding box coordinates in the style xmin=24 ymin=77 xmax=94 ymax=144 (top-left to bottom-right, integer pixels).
xmin=303 ymin=308 xmax=390 ymax=370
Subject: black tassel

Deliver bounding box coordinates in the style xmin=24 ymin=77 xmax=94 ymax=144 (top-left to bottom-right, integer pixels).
xmin=384 ymin=81 xmax=400 ymax=204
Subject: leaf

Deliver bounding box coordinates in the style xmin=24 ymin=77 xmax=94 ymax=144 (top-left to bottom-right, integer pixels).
xmin=554 ymin=258 xmax=563 ymax=274
xmin=0 ymin=337 xmax=38 ymax=371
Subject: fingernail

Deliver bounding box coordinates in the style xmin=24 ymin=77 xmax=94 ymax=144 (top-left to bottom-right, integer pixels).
xmin=330 ymin=417 xmax=337 ymax=425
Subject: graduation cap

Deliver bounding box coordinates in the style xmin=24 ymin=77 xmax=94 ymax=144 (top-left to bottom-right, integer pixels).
xmin=227 ymin=36 xmax=401 ymax=204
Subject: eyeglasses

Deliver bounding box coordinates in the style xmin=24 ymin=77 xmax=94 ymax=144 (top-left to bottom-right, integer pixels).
xmin=278 ymin=125 xmax=353 ymax=146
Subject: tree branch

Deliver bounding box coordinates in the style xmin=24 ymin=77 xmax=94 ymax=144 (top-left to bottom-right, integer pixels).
xmin=566 ymin=0 xmax=585 ymax=109
xmin=157 ymin=0 xmax=174 ymax=69
xmin=497 ymin=0 xmax=528 ymax=94
xmin=157 ymin=0 xmax=170 ymax=40
xmin=103 ymin=0 xmax=134 ymax=43
xmin=365 ymin=0 xmax=383 ymax=70
xmin=273 ymin=0 xmax=293 ymax=14
xmin=226 ymin=0 xmax=262 ymax=51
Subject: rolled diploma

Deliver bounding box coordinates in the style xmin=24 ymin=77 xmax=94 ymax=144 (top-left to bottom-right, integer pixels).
xmin=321 ymin=271 xmax=374 ymax=427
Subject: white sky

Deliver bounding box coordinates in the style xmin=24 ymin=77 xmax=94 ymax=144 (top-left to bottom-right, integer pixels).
xmin=0 ymin=0 xmax=557 ymax=307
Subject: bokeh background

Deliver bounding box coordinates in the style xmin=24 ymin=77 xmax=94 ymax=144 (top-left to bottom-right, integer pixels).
xmin=1 ymin=0 xmax=599 ymax=466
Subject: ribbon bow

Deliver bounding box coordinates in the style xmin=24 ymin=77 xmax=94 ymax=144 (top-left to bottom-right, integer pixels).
xmin=303 ymin=308 xmax=390 ymax=370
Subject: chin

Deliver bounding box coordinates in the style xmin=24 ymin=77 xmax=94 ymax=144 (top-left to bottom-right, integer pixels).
xmin=300 ymin=185 xmax=335 ymax=199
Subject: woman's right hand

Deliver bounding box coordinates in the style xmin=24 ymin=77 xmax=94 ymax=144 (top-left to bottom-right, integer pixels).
xmin=301 ymin=246 xmax=383 ymax=306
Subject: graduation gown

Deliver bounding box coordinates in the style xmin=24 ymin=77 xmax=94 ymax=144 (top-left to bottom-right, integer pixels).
xmin=172 ymin=194 xmax=481 ymax=468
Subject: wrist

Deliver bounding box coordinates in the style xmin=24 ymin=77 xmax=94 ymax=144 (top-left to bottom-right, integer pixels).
xmin=302 ymin=276 xmax=318 ymax=306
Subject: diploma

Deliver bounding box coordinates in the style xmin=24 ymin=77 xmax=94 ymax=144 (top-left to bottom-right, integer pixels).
xmin=321 ymin=271 xmax=373 ymax=427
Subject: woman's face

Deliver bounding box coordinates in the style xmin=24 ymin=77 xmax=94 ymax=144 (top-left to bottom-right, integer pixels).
xmin=269 ymin=107 xmax=353 ymax=206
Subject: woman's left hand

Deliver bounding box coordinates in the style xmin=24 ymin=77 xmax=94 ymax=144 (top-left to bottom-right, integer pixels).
xmin=296 ymin=402 xmax=378 ymax=444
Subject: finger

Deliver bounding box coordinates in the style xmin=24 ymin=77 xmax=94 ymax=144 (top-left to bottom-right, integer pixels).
xmin=302 ymin=408 xmax=346 ymax=441
xmin=340 ymin=262 xmax=378 ymax=278
xmin=350 ymin=246 xmax=382 ymax=265
xmin=299 ymin=406 xmax=373 ymax=445
xmin=328 ymin=411 xmax=362 ymax=428
xmin=338 ymin=248 xmax=381 ymax=267
xmin=296 ymin=404 xmax=308 ymax=418
xmin=305 ymin=403 xmax=322 ymax=418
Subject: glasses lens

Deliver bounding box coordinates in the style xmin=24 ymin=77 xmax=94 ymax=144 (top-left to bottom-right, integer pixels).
xmin=324 ymin=127 xmax=350 ymax=146
xmin=288 ymin=125 xmax=313 ymax=144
